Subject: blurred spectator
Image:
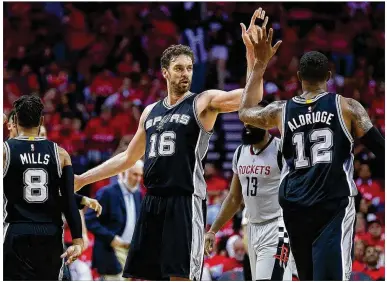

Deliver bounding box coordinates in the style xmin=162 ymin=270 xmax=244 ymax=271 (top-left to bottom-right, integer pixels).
xmin=85 ymin=162 xmax=143 ymax=280
xmin=203 ymin=235 xmax=244 ymax=281
xmin=353 ymin=240 xmax=366 ymax=272
xmin=362 ymin=246 xmax=385 ymax=281
xmin=356 ymin=164 xmax=384 ymax=206
xmin=205 ymin=163 xmax=229 ymax=205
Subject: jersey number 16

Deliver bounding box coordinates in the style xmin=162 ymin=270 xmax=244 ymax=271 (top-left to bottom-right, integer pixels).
xmin=149 ymin=131 xmax=176 ymax=158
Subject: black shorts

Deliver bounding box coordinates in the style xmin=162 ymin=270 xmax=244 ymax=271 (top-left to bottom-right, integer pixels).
xmin=123 ymin=194 xmax=207 ymax=280
xmin=3 ymin=223 xmax=65 ymax=281
xmin=283 ymin=197 xmax=356 ymax=281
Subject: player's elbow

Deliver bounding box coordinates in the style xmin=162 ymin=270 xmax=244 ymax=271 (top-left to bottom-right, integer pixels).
xmin=238 ymin=108 xmax=249 ymax=123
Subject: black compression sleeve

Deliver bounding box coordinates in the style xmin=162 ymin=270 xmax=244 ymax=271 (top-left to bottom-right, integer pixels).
xmin=74 ymin=193 xmax=85 ymax=210
xmin=60 ymin=165 xmax=82 ymax=239
xmin=360 ymin=127 xmax=385 ymax=160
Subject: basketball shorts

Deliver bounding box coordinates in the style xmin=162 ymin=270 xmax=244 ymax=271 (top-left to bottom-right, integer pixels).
xmin=283 ymin=196 xmax=356 ymax=280
xmin=247 ymin=216 xmax=295 ymax=281
xmin=123 ymin=194 xmax=207 ymax=280
xmin=3 ymin=223 xmax=65 ymax=281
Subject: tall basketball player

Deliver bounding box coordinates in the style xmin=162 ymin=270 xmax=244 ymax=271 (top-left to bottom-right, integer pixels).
xmin=3 ymin=96 xmax=84 ymax=280
xmin=238 ymin=26 xmax=384 ymax=280
xmin=204 ymin=104 xmax=297 ymax=280
xmin=74 ymin=8 xmax=269 ymax=281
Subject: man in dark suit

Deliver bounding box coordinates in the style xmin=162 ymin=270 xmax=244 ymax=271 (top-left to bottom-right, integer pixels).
xmin=85 ymin=161 xmax=143 ymax=280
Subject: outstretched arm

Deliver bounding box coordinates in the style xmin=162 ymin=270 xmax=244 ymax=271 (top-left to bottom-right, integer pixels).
xmin=75 ymin=103 xmax=154 ymax=191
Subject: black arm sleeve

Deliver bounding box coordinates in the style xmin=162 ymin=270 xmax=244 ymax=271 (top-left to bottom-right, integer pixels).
xmin=360 ymin=127 xmax=385 ymax=160
xmin=60 ymin=165 xmax=82 ymax=239
xmin=74 ymin=193 xmax=85 ymax=210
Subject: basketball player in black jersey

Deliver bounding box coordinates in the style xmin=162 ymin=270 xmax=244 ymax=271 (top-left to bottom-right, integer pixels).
xmin=3 ymin=96 xmax=85 ymax=280
xmin=239 ymin=26 xmax=384 ymax=280
xmin=5 ymin=109 xmax=102 ymax=217
xmin=73 ymin=8 xmax=269 ymax=281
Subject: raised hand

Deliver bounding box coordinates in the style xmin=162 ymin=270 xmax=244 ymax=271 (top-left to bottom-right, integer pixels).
xmin=240 ymin=8 xmax=268 ymax=51
xmin=248 ymin=25 xmax=282 ymax=69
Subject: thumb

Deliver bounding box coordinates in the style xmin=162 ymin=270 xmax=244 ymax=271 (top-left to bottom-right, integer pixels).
xmin=272 ymin=40 xmax=282 ymax=54
xmin=240 ymin=23 xmax=247 ymax=35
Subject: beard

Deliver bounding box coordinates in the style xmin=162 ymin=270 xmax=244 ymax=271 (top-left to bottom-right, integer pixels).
xmin=241 ymin=126 xmax=266 ymax=145
xmin=171 ymin=80 xmax=191 ymax=95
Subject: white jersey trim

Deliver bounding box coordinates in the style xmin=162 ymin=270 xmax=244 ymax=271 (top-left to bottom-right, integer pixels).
xmin=336 ymin=95 xmax=354 ymax=144
xmin=54 ymin=143 xmax=62 ymax=178
xmin=189 ymin=195 xmax=205 ymax=280
xmin=3 ymin=142 xmax=11 ymax=177
xmin=340 ymin=197 xmax=356 ymax=280
xmin=280 ymin=101 xmax=287 ymax=152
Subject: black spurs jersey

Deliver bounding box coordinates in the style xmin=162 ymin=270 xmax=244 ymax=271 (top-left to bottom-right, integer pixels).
xmin=279 ymin=92 xmax=357 ymax=208
xmin=143 ymin=92 xmax=212 ymax=199
xmin=3 ymin=136 xmax=63 ymax=225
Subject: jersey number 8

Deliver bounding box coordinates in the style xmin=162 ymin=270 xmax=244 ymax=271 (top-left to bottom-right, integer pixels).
xmin=23 ymin=169 xmax=49 ymax=203
xmin=149 ymin=131 xmax=176 ymax=158
xmin=292 ymin=128 xmax=333 ymax=169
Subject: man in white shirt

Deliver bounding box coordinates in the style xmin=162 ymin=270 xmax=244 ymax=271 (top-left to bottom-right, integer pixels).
xmin=85 ymin=161 xmax=144 ymax=280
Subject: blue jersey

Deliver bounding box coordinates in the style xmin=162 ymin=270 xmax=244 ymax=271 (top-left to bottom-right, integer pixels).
xmin=279 ymin=92 xmax=357 ymax=209
xmin=143 ymin=92 xmax=212 ymax=199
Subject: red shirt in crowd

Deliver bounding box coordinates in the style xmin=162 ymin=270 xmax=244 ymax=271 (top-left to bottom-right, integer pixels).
xmin=111 ymin=112 xmax=138 ymax=137
xmin=356 ymin=179 xmax=384 ymax=204
xmin=84 ymin=117 xmax=118 ymax=152
xmin=352 ymin=260 xmax=366 ymax=272
xmin=204 ymin=255 xmax=243 ymax=279
xmin=362 ymin=266 xmax=385 ymax=281
xmin=206 ymin=176 xmax=228 ymax=205
xmin=90 ymin=74 xmax=120 ymax=97
xmin=359 ymin=233 xmax=385 ymax=250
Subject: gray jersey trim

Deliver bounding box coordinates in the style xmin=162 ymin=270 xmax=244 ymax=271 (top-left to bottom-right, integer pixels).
xmin=53 ymin=143 xmax=62 ymax=178
xmin=163 ymin=91 xmax=195 ymax=109
xmin=340 ymin=197 xmax=356 ymax=280
xmin=193 ymin=129 xmax=212 ymax=199
xmin=3 ymin=142 xmax=10 ymax=177
xmin=335 ymin=94 xmax=354 ymax=144
xmin=189 ymin=195 xmax=205 ymax=280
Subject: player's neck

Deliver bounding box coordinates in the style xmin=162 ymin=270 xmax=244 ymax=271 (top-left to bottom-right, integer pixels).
xmin=301 ymin=81 xmax=327 ymax=99
xmin=252 ymin=133 xmax=270 ymax=150
xmin=16 ymin=126 xmax=40 ymax=138
xmin=166 ymin=90 xmax=190 ymax=106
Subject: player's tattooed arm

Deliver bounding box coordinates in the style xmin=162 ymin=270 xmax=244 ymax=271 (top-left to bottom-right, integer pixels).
xmin=239 ymin=100 xmax=285 ymax=130
xmin=345 ymin=98 xmax=373 ymax=138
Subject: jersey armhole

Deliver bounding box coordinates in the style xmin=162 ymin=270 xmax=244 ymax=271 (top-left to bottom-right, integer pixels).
xmin=142 ymin=102 xmax=159 ymax=131
xmin=3 ymin=142 xmax=10 ymax=177
xmin=280 ymin=101 xmax=287 ymax=152
xmin=53 ymin=143 xmax=62 ymax=178
xmin=277 ymin=150 xmax=283 ymax=171
xmin=193 ymin=93 xmax=214 ymax=135
xmin=335 ymin=95 xmax=354 ymax=144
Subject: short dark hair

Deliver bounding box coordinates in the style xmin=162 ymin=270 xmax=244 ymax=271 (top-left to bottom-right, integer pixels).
xmin=13 ymin=95 xmax=44 ymax=128
xmin=299 ymin=51 xmax=329 ymax=83
xmin=160 ymin=44 xmax=194 ymax=69
xmin=8 ymin=109 xmax=16 ymax=123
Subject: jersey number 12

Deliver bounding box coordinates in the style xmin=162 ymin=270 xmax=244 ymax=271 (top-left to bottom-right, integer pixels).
xmin=292 ymin=128 xmax=333 ymax=169
xmin=149 ymin=131 xmax=176 ymax=158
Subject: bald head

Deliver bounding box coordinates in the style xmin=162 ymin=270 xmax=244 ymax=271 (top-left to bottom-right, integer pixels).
xmin=119 ymin=160 xmax=144 ymax=188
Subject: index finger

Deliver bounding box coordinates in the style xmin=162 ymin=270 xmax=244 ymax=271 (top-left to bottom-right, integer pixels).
xmin=249 ymin=8 xmax=261 ymax=29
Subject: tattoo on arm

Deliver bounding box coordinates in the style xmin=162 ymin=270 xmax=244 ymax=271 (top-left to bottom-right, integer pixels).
xmin=346 ymin=98 xmax=373 ymax=138
xmin=239 ymin=100 xmax=285 ymax=129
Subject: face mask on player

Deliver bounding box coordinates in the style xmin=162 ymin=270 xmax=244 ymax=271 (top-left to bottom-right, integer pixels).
xmin=241 ymin=125 xmax=266 ymax=145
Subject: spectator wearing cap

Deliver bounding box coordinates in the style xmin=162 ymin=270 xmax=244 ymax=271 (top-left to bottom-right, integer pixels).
xmin=363 ymin=216 xmax=385 ymax=252
xmin=85 ymin=161 xmax=143 ymax=280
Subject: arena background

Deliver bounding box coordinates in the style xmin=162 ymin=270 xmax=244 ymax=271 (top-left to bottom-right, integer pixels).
xmin=3 ymin=2 xmax=385 ymax=280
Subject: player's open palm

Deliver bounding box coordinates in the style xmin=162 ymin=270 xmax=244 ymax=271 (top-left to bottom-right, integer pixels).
xmin=204 ymin=232 xmax=216 ymax=256
xmin=249 ymin=25 xmax=282 ymax=69
xmin=241 ymin=8 xmax=268 ymax=52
